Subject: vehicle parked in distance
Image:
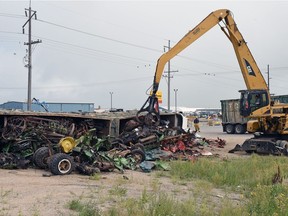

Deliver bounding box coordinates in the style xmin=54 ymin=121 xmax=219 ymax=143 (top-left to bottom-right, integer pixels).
xmin=221 ymin=95 xmax=288 ymax=134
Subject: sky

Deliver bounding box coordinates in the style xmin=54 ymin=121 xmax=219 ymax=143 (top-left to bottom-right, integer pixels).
xmin=1 ymin=0 xmax=288 ymax=110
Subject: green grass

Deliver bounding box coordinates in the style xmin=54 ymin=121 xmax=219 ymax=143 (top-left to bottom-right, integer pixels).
xmin=88 ymin=173 xmax=102 ymax=181
xmin=108 ymin=185 xmax=127 ymax=197
xmin=67 ymin=199 xmax=101 ymax=216
xmin=169 ymin=154 xmax=288 ymax=189
xmin=105 ymin=190 xmax=245 ymax=216
xmin=167 ymin=155 xmax=288 ymax=215
xmin=247 ymin=184 xmax=288 ymax=215
xmin=67 ymin=155 xmax=288 ymax=216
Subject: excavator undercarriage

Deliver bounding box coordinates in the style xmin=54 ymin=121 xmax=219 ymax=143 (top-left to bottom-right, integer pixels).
xmin=229 ymin=134 xmax=288 ymax=156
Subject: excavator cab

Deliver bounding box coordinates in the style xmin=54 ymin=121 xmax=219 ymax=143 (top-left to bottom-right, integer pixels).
xmin=239 ymin=90 xmax=269 ymax=117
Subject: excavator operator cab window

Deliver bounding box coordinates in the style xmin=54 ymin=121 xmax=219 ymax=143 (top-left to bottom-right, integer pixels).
xmin=240 ymin=90 xmax=268 ymax=117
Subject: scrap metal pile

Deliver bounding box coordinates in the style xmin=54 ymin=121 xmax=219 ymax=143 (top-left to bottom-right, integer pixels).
xmin=0 ymin=115 xmax=226 ymax=175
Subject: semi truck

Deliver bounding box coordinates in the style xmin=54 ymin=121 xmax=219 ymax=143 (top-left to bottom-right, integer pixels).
xmin=221 ymin=95 xmax=288 ymax=134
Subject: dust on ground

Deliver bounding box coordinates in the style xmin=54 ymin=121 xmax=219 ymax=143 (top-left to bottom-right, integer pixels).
xmin=0 ymin=123 xmax=251 ymax=215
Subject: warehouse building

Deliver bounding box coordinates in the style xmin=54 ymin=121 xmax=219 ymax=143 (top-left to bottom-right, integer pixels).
xmin=0 ymin=101 xmax=94 ymax=113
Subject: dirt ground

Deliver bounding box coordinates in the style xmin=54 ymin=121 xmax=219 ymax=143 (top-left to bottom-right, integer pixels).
xmin=0 ymin=123 xmax=253 ymax=215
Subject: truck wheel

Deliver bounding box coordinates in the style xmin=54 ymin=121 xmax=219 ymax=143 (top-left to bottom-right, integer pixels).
xmin=33 ymin=147 xmax=53 ymax=169
xmin=49 ymin=153 xmax=75 ymax=175
xmin=226 ymin=124 xmax=235 ymax=134
xmin=125 ymin=149 xmax=145 ymax=164
xmin=235 ymin=124 xmax=245 ymax=134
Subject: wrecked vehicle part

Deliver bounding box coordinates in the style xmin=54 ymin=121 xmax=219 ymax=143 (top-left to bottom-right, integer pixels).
xmin=59 ymin=137 xmax=77 ymax=153
xmin=76 ymin=162 xmax=100 ymax=176
xmin=124 ymin=149 xmax=146 ymax=164
xmin=139 ymin=161 xmax=156 ymax=173
xmin=144 ymin=148 xmax=173 ymax=161
xmin=49 ymin=153 xmax=75 ymax=175
xmin=0 ymin=116 xmax=106 ymax=153
xmin=130 ymin=143 xmax=145 ymax=152
xmin=33 ymin=147 xmax=54 ymax=169
xmin=201 ymin=137 xmax=226 ymax=148
xmin=139 ymin=157 xmax=171 ymax=172
xmin=0 ymin=153 xmax=30 ymax=169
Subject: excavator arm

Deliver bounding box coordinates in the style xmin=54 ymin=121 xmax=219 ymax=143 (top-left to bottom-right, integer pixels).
xmin=137 ymin=9 xmax=270 ymax=125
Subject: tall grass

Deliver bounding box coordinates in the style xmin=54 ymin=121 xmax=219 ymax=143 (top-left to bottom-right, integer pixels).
xmin=169 ymin=154 xmax=288 ymax=189
xmin=67 ymin=155 xmax=288 ymax=216
xmin=167 ymin=155 xmax=288 ymax=215
xmin=67 ymin=199 xmax=101 ymax=216
xmin=247 ymin=184 xmax=288 ymax=215
xmin=106 ymin=191 xmax=245 ymax=216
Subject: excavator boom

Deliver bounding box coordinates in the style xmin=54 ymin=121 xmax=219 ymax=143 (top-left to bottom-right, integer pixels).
xmin=152 ymin=9 xmax=267 ymax=94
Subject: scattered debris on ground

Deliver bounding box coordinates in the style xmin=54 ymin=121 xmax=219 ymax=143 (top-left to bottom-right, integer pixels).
xmin=0 ymin=115 xmax=226 ymax=175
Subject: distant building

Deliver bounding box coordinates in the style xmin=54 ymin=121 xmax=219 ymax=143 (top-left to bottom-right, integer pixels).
xmin=0 ymin=101 xmax=94 ymax=113
xmin=160 ymin=106 xmax=221 ymax=115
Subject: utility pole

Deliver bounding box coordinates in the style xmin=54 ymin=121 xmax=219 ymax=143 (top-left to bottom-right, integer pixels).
xmin=267 ymin=64 xmax=270 ymax=91
xmin=174 ymin=89 xmax=178 ymax=112
xmin=109 ymin=92 xmax=113 ymax=110
xmin=22 ymin=3 xmax=42 ymax=111
xmin=163 ymin=40 xmax=178 ymax=111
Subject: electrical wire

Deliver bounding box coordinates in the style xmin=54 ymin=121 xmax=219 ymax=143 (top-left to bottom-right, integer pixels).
xmin=2 ymin=12 xmax=288 ymax=92
xmin=0 ymin=75 xmax=153 ymax=90
xmin=37 ymin=19 xmax=161 ymax=53
xmin=0 ymin=13 xmax=25 ymax=19
xmin=35 ymin=35 xmax=153 ymax=64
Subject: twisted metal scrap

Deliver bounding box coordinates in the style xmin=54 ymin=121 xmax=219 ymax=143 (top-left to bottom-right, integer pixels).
xmin=0 ymin=116 xmax=104 ymax=159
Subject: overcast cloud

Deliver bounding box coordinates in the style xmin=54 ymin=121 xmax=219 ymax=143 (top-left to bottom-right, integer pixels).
xmin=1 ymin=0 xmax=288 ymax=110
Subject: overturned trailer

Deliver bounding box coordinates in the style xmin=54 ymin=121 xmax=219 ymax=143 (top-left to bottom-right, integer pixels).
xmin=0 ymin=109 xmax=190 ymax=174
xmin=0 ymin=110 xmax=186 ymax=138
xmin=0 ymin=110 xmax=186 ymax=160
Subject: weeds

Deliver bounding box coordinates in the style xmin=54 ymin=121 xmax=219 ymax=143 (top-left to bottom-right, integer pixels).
xmin=106 ymin=190 xmax=243 ymax=216
xmin=0 ymin=188 xmax=12 ymax=214
xmin=68 ymin=199 xmax=101 ymax=216
xmin=247 ymin=184 xmax=288 ymax=215
xmin=109 ymin=185 xmax=127 ymax=197
xmin=169 ymin=154 xmax=288 ymax=189
xmin=89 ymin=173 xmax=102 ymax=181
xmin=66 ymin=155 xmax=288 ymax=215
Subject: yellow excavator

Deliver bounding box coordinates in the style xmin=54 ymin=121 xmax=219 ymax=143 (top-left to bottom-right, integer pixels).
xmin=137 ymin=9 xmax=288 ymax=155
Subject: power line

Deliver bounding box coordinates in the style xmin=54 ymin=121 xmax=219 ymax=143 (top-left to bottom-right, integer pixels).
xmin=37 ymin=19 xmax=161 ymax=53
xmin=0 ymin=15 xmax=260 ymax=73
xmin=3 ymin=12 xmax=288 ymax=85
xmin=36 ymin=35 xmax=153 ymax=64
xmin=0 ymin=13 xmax=25 ymax=19
xmin=4 ymin=28 xmax=286 ymax=87
xmin=0 ymin=76 xmax=153 ymax=90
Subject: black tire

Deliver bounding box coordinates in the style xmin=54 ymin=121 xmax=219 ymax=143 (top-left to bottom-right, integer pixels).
xmin=131 ymin=143 xmax=145 ymax=152
xmin=49 ymin=153 xmax=75 ymax=175
xmin=235 ymin=124 xmax=245 ymax=134
xmin=125 ymin=149 xmax=145 ymax=164
xmin=226 ymin=124 xmax=235 ymax=134
xmin=33 ymin=147 xmax=53 ymax=169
